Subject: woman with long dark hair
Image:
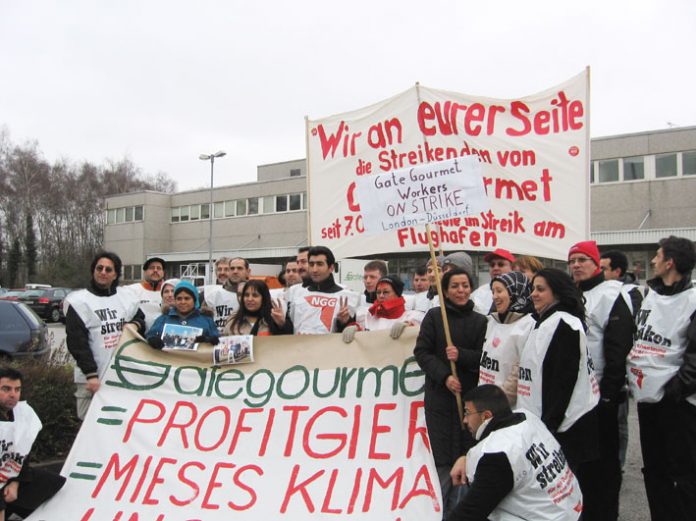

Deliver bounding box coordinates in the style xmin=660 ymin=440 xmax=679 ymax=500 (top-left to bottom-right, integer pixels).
xmin=223 ymin=279 xmax=293 ymax=336
xmin=413 ymin=267 xmax=487 ymax=518
xmin=517 ymin=268 xmax=600 ymax=493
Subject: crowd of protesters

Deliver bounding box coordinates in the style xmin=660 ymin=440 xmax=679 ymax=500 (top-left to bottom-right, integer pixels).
xmin=55 ymin=236 xmax=696 ymax=521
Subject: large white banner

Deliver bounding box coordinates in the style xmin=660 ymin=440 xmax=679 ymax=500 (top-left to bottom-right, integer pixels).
xmin=306 ymin=69 xmax=589 ymax=260
xmin=29 ymin=328 xmax=441 ymax=521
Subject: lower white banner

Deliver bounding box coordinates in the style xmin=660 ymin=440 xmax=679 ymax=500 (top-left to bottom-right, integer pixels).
xmin=29 ymin=327 xmax=441 ymax=521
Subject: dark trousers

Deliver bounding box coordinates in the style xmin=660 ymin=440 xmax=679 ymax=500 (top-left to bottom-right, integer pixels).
xmin=2 ymin=467 xmax=65 ymax=519
xmin=437 ymin=465 xmax=468 ymax=521
xmin=638 ymin=399 xmax=696 ymax=521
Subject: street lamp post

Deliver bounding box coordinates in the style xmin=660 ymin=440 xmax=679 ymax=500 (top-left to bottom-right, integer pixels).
xmin=199 ymin=151 xmax=226 ymax=284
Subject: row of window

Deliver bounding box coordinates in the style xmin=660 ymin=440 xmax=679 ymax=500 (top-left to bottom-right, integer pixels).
xmin=171 ymin=192 xmax=307 ymax=223
xmin=106 ymin=205 xmax=144 ymax=225
xmin=592 ymin=150 xmax=696 ymax=184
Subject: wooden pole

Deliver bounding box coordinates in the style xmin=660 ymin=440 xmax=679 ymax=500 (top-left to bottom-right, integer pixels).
xmin=425 ymin=223 xmax=464 ymax=427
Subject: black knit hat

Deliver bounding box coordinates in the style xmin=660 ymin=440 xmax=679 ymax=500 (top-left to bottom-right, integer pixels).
xmin=377 ymin=275 xmax=404 ymax=297
xmin=143 ymin=256 xmax=166 ymax=270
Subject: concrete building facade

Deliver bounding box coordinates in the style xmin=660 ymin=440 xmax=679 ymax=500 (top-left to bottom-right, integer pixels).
xmin=104 ymin=127 xmax=696 ymax=285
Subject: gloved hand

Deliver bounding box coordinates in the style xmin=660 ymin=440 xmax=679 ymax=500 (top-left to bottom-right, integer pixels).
xmin=147 ymin=336 xmax=164 ymax=350
xmin=390 ymin=321 xmax=407 ymax=339
xmin=195 ymin=335 xmax=220 ymax=346
xmin=342 ymin=325 xmax=358 ymax=344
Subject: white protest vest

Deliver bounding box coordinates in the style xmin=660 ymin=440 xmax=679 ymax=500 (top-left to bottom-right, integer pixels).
xmin=0 ymin=402 xmax=42 ymax=485
xmin=627 ymin=287 xmax=696 ymax=406
xmin=289 ymin=285 xmax=360 ymax=334
xmin=479 ymin=314 xmax=535 ymax=390
xmin=517 ymin=312 xmax=599 ymax=432
xmin=466 ymin=411 xmax=582 ymax=521
xmin=471 ymin=283 xmax=493 ymax=315
xmin=124 ymin=283 xmax=162 ymax=331
xmin=620 ymin=283 xmax=643 ymax=316
xmin=204 ymin=285 xmax=239 ymax=332
xmin=582 ymin=280 xmax=623 ymax=383
xmin=65 ymin=288 xmax=140 ymax=383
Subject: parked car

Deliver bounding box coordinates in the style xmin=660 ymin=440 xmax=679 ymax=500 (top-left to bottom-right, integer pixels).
xmin=0 ymin=289 xmax=28 ymax=301
xmin=19 ymin=287 xmax=72 ymax=323
xmin=0 ymin=301 xmax=49 ymax=360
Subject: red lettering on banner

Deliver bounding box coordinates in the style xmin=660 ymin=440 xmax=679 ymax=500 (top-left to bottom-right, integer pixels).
xmin=407 ymin=401 xmax=430 ymax=457
xmin=201 ymin=462 xmax=235 ymax=509
xmin=398 ymin=464 xmax=440 ymax=511
xmin=283 ymin=405 xmax=310 ymax=456
xmin=170 ymin=461 xmax=205 ymax=506
xmin=347 ymin=468 xmax=363 ymax=514
xmin=303 ymin=406 xmax=348 ymax=458
xmin=280 ymin=464 xmax=323 ymax=513
xmin=316 ymin=122 xmax=361 ymax=159
xmin=348 ymin=404 xmax=361 ymax=459
xmin=129 ymin=455 xmax=154 ymax=503
xmin=194 ymin=405 xmax=230 ymax=451
xmin=142 ymin=457 xmax=177 ymax=505
xmin=156 ymin=401 xmax=197 ymax=448
xmin=417 ymin=101 xmax=505 ymax=137
xmin=321 ymin=469 xmax=342 ymax=514
xmin=229 ymin=465 xmax=263 ymax=511
xmin=227 ymin=408 xmax=264 ymax=455
xmin=91 ymin=453 xmax=140 ymax=500
xmin=258 ymin=407 xmax=276 ymax=456
xmin=367 ymin=118 xmax=403 ymax=149
xmin=507 ymin=91 xmax=584 ymax=136
xmin=123 ymin=400 xmax=166 ymax=443
xmin=369 ymin=403 xmax=396 ymax=460
xmin=363 ymin=467 xmax=404 ymax=511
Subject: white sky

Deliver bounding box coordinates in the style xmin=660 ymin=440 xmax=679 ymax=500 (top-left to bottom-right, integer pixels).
xmin=1 ymin=0 xmax=694 ymax=191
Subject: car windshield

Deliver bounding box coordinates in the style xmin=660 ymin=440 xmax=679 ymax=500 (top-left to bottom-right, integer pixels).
xmin=5 ymin=290 xmax=27 ymax=297
xmin=23 ymin=290 xmax=47 ymax=298
xmin=15 ymin=303 xmax=42 ymax=327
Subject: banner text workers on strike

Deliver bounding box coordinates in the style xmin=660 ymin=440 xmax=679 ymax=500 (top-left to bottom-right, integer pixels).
xmin=355 ymin=157 xmax=489 ymax=234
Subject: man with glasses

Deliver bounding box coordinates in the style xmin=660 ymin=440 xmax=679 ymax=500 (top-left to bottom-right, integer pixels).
xmin=65 ymin=251 xmax=146 ymax=420
xmin=449 ymin=385 xmax=582 ymax=521
xmin=567 ymin=240 xmax=634 ymax=521
xmin=471 ymin=248 xmax=515 ymax=314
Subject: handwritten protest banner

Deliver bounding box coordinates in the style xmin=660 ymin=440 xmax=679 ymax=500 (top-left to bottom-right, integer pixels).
xmin=306 ymin=69 xmax=589 ymax=260
xmin=355 ymin=156 xmax=488 ymax=235
xmin=28 ymin=327 xmax=440 ymax=521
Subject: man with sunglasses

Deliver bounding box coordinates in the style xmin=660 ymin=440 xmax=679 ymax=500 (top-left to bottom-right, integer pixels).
xmin=449 ymin=385 xmax=582 ymax=521
xmin=471 ymin=248 xmax=515 ymax=314
xmin=567 ymin=240 xmax=634 ymax=521
xmin=64 ymin=251 xmax=146 ymax=420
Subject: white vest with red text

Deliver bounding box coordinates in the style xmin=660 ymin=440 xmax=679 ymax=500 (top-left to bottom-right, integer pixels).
xmin=65 ymin=288 xmax=140 ymax=383
xmin=479 ymin=314 xmax=535 ymax=392
xmin=289 ymin=285 xmax=359 ymax=334
xmin=0 ymin=402 xmax=42 ymax=486
xmin=627 ymin=287 xmax=696 ymax=406
xmin=466 ymin=411 xmax=582 ymax=521
xmin=204 ymin=285 xmax=239 ymax=332
xmin=124 ymin=283 xmax=162 ymax=331
xmin=517 ymin=312 xmax=599 ymax=432
xmin=582 ymin=280 xmax=623 ymax=383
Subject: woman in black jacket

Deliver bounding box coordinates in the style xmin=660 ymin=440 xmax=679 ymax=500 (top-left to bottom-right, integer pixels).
xmin=413 ymin=267 xmax=487 ymax=517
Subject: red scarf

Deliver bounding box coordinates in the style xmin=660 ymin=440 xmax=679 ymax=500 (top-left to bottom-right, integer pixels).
xmin=368 ymin=296 xmax=406 ymax=319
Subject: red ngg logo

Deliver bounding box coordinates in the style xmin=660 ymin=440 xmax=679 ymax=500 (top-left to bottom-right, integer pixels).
xmin=305 ymin=295 xmax=338 ymax=330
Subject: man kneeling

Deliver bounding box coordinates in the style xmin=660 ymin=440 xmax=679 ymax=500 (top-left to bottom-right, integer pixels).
xmin=0 ymin=368 xmax=65 ymax=520
xmin=449 ymin=385 xmax=583 ymax=521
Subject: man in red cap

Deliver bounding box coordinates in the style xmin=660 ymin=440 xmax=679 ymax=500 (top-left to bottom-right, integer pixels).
xmin=471 ymin=248 xmax=515 ymax=314
xmin=567 ymin=239 xmax=634 ymax=521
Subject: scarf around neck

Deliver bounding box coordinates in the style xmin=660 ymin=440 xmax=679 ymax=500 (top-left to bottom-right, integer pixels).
xmin=368 ymin=296 xmax=406 ymax=319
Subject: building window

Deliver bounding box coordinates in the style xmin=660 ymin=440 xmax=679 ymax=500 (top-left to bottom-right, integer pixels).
xmin=225 ymin=200 xmax=235 ymax=217
xmin=289 ymin=193 xmax=302 ymax=211
xmin=655 ymin=153 xmax=677 ymax=178
xmin=598 ymin=159 xmax=619 ymax=183
xmin=125 ymin=207 xmax=134 ymax=221
xmin=683 ymin=150 xmax=696 ymax=176
xmin=107 ymin=209 xmax=115 ymax=224
xmin=276 ymin=195 xmax=288 ymax=212
xmin=180 ymin=206 xmax=189 ymax=222
xmin=214 ymin=202 xmax=224 ymax=218
xmin=123 ymin=265 xmax=142 ymax=281
xmin=236 ymin=199 xmax=247 ymax=216
xmin=107 ymin=205 xmax=144 ymax=224
xmin=190 ymin=205 xmax=200 ymax=221
xmin=302 ymin=192 xmax=308 ymax=209
xmin=290 ymin=168 xmax=301 ymax=177
xmin=248 ymin=197 xmax=259 ymax=215
xmin=263 ymin=196 xmax=274 ymax=214
xmin=171 ymin=208 xmax=180 ymax=223
xmin=134 ymin=206 xmax=143 ymax=220
xmin=201 ymin=203 xmax=210 ymax=220
xmin=623 ymin=156 xmax=644 ymax=181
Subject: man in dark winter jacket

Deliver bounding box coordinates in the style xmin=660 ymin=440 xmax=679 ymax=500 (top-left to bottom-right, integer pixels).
xmin=64 ymin=251 xmax=146 ymax=419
